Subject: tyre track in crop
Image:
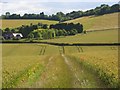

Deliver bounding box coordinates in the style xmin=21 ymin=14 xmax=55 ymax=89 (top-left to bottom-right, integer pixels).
xmin=110 ymin=47 xmax=117 ymax=50
xmin=33 ymin=54 xmax=106 ymax=88
xmin=39 ymin=46 xmax=46 ymax=55
xmin=32 ymin=55 xmax=73 ymax=88
xmin=61 ymin=54 xmax=106 ymax=88
xmin=76 ymin=46 xmax=83 ymax=53
xmin=59 ymin=46 xmax=65 ymax=54
xmin=32 ymin=56 xmax=54 ymax=87
xmin=62 ymin=54 xmax=81 ymax=88
xmin=19 ymin=55 xmax=52 ymax=88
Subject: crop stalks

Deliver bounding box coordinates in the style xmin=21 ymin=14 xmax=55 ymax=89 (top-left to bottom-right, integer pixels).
xmin=2 ymin=63 xmax=45 ymax=88
xmin=67 ymin=55 xmax=119 ymax=88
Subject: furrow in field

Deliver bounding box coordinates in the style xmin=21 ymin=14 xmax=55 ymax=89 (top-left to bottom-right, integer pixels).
xmin=32 ymin=56 xmax=54 ymax=87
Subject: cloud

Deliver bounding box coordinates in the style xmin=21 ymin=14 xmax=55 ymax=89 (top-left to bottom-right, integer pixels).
xmin=0 ymin=0 xmax=119 ymax=15
xmin=1 ymin=1 xmax=52 ymax=15
xmin=1 ymin=0 xmax=120 ymax=2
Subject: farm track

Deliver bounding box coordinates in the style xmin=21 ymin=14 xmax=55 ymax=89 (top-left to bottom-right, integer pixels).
xmin=61 ymin=54 xmax=106 ymax=88
xmin=29 ymin=54 xmax=107 ymax=88
xmin=32 ymin=55 xmax=73 ymax=88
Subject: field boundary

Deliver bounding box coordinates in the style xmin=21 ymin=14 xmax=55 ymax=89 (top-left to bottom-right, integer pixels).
xmin=1 ymin=41 xmax=120 ymax=46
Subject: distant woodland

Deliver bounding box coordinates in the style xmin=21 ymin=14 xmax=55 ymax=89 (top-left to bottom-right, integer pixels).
xmin=1 ymin=4 xmax=120 ymax=22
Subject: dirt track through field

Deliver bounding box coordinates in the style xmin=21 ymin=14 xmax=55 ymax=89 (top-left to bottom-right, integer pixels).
xmin=61 ymin=54 xmax=106 ymax=88
xmin=29 ymin=54 xmax=106 ymax=88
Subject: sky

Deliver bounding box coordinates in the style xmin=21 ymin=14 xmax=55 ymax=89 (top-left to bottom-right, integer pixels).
xmin=0 ymin=0 xmax=119 ymax=15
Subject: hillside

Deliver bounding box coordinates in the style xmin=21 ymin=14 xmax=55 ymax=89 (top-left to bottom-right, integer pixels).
xmin=1 ymin=19 xmax=58 ymax=29
xmin=1 ymin=13 xmax=119 ymax=31
xmin=42 ymin=29 xmax=118 ymax=43
xmin=65 ymin=13 xmax=119 ymax=31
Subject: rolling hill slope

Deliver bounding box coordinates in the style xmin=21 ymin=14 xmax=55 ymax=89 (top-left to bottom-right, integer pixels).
xmin=42 ymin=29 xmax=118 ymax=43
xmin=1 ymin=19 xmax=59 ymax=29
xmin=44 ymin=13 xmax=118 ymax=43
xmin=65 ymin=13 xmax=119 ymax=31
xmin=1 ymin=13 xmax=118 ymax=30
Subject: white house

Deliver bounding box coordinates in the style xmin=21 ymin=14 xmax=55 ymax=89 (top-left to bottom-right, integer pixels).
xmin=13 ymin=33 xmax=23 ymax=39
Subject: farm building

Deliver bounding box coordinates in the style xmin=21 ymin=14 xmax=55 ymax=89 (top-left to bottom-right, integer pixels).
xmin=3 ymin=32 xmax=13 ymax=39
xmin=13 ymin=33 xmax=23 ymax=39
xmin=3 ymin=32 xmax=23 ymax=40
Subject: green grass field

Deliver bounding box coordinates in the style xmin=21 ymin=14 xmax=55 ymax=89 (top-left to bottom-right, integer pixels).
xmin=42 ymin=29 xmax=118 ymax=43
xmin=1 ymin=19 xmax=58 ymax=29
xmin=65 ymin=13 xmax=119 ymax=30
xmin=2 ymin=44 xmax=119 ymax=88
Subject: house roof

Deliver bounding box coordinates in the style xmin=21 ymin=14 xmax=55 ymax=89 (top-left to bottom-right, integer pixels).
xmin=13 ymin=33 xmax=23 ymax=37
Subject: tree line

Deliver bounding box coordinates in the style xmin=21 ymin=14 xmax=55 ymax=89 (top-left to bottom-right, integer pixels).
xmin=1 ymin=4 xmax=119 ymax=22
xmin=1 ymin=22 xmax=83 ymax=40
xmin=50 ymin=23 xmax=83 ymax=33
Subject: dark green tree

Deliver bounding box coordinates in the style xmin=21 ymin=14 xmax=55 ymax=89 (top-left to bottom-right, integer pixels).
xmin=110 ymin=4 xmax=120 ymax=13
xmin=28 ymin=33 xmax=34 ymax=39
xmin=42 ymin=24 xmax=48 ymax=29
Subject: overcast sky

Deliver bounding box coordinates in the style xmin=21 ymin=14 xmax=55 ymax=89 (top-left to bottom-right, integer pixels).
xmin=0 ymin=0 xmax=119 ymax=15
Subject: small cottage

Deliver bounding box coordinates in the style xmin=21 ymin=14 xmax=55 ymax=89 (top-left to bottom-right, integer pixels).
xmin=13 ymin=33 xmax=23 ymax=39
xmin=3 ymin=32 xmax=13 ymax=39
xmin=3 ymin=32 xmax=23 ymax=40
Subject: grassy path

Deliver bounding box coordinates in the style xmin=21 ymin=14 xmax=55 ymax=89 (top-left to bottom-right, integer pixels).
xmin=3 ymin=54 xmax=108 ymax=88
xmin=32 ymin=55 xmax=73 ymax=88
xmin=30 ymin=54 xmax=107 ymax=88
